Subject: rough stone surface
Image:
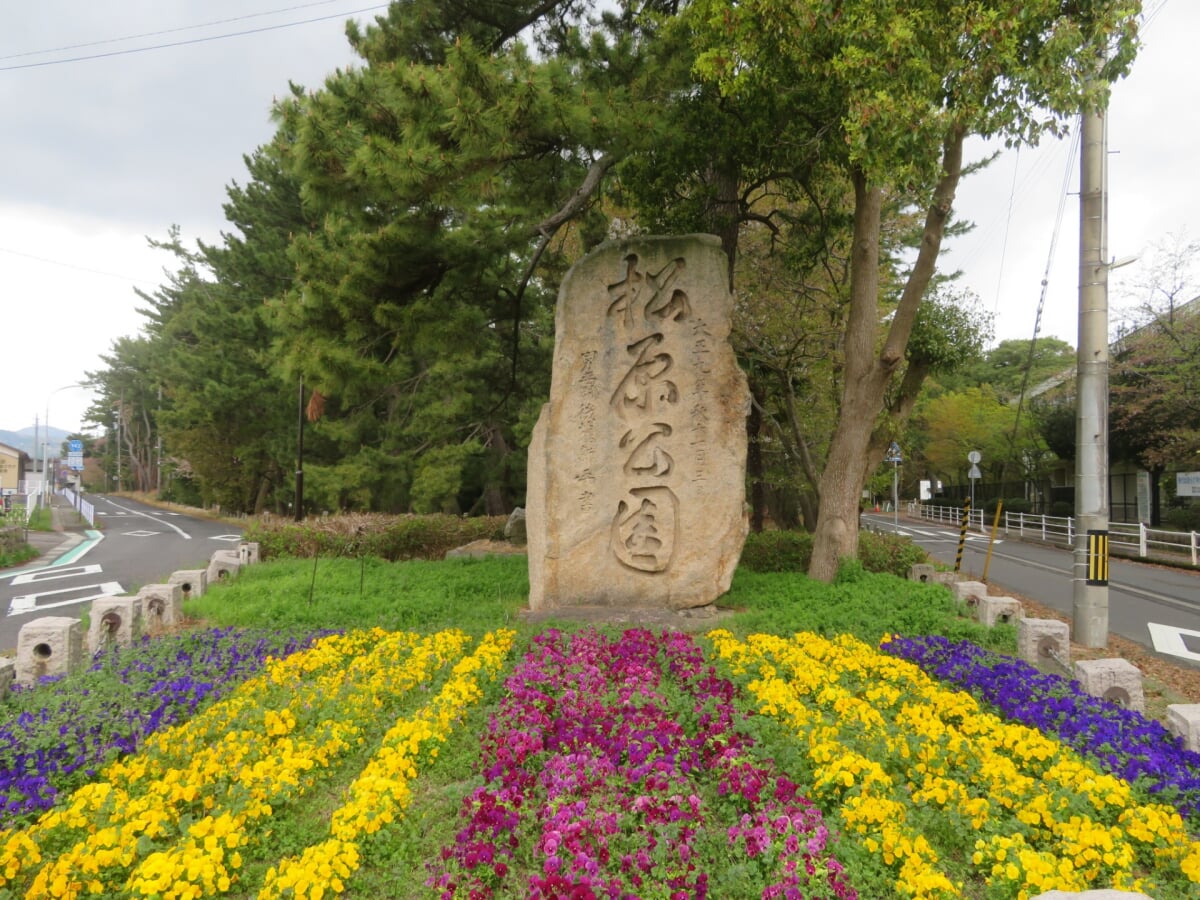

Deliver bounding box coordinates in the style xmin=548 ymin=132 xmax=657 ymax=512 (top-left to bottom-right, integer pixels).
xmin=0 ymin=657 xmax=13 ymax=702
xmin=1166 ymin=704 xmax=1200 ymax=752
xmin=504 ymin=507 xmax=527 ymax=545
xmin=445 ymin=539 xmax=527 ymax=560
xmin=207 ymin=549 xmax=243 ymax=585
xmin=239 ymin=541 xmax=260 ymax=566
xmin=527 ymin=235 xmax=750 ymax=611
xmin=168 ymin=569 xmax=208 ymax=600
xmin=1017 ymin=617 xmax=1071 ymax=667
xmin=138 ymin=583 xmax=184 ymax=632
xmin=951 ymin=580 xmax=988 ymax=606
xmin=87 ymin=595 xmax=144 ymax=653
xmin=1074 ymin=657 xmax=1145 ymax=713
xmin=908 ymin=563 xmax=936 ymax=583
xmin=16 ymin=617 xmax=82 ymax=687
xmin=976 ymin=595 xmax=1023 ymax=627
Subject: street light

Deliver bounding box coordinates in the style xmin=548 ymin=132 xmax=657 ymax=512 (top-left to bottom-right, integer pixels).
xmin=42 ymin=383 xmax=89 ymax=504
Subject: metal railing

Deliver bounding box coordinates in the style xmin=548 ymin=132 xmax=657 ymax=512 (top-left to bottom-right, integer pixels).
xmin=914 ymin=503 xmax=1200 ymax=567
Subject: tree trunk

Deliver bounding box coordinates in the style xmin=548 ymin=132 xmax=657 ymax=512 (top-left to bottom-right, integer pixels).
xmin=808 ymin=130 xmax=965 ymax=581
xmin=747 ymin=377 xmax=766 ymax=533
xmin=809 ymin=171 xmax=882 ymax=582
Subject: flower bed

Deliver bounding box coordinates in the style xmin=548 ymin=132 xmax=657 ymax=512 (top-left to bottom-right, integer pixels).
xmin=0 ymin=628 xmax=514 ymax=900
xmin=880 ymin=633 xmax=1200 ymax=823
xmin=707 ymin=629 xmax=1200 ymax=898
xmin=428 ymin=627 xmax=857 ymax=899
xmin=0 ymin=627 xmax=329 ymax=827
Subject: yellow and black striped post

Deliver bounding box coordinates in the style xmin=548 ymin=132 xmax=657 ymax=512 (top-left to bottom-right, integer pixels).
xmin=955 ymin=499 xmax=971 ymax=573
xmin=1086 ymin=530 xmax=1109 ymax=585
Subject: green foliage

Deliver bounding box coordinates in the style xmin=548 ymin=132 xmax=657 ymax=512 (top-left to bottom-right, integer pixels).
xmin=739 ymin=528 xmax=926 ymax=579
xmin=184 ymin=555 xmax=530 ymax=635
xmin=722 ymin=567 xmax=1015 ymax=652
xmin=738 ymin=530 xmax=814 ymax=573
xmin=1163 ymin=503 xmax=1200 ymax=532
xmin=241 ymin=513 xmax=508 ymax=562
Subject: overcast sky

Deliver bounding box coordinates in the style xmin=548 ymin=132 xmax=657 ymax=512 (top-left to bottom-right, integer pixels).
xmin=1 ymin=0 xmax=1191 ymax=436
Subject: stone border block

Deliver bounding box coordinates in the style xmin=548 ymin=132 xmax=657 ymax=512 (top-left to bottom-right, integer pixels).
xmin=168 ymin=569 xmax=208 ymax=600
xmin=207 ymin=549 xmax=243 ymax=584
xmin=976 ymin=595 xmax=1023 ymax=627
xmin=908 ymin=563 xmax=936 ymax=583
xmin=951 ymin=580 xmax=988 ymax=607
xmin=1166 ymin=704 xmax=1200 ymax=752
xmin=138 ymin=583 xmax=184 ymax=633
xmin=238 ymin=541 xmax=260 ymax=566
xmin=16 ymin=617 xmax=82 ymax=687
xmin=931 ymin=572 xmax=958 ymax=588
xmin=87 ymin=595 xmax=144 ymax=653
xmin=0 ymin=657 xmax=13 ymax=702
xmin=1073 ymin=658 xmax=1145 ymax=713
xmin=1017 ymin=618 xmax=1070 ymax=666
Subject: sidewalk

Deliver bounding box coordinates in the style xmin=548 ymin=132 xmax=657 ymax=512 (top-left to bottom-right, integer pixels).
xmin=22 ymin=494 xmax=91 ymax=564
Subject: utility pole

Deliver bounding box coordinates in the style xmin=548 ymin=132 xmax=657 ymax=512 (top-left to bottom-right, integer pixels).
xmin=295 ymin=376 xmax=305 ymax=522
xmin=1072 ymin=92 xmax=1110 ymax=648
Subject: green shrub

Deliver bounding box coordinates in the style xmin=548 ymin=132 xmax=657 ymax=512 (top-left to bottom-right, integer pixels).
xmin=1163 ymin=504 xmax=1200 ymax=532
xmin=1050 ymin=501 xmax=1073 ymax=517
xmin=739 ymin=530 xmax=813 ymax=573
xmin=242 ymin=513 xmax=508 ymax=561
xmin=739 ymin=528 xmax=925 ymax=579
xmin=1003 ymin=497 xmax=1032 ymax=514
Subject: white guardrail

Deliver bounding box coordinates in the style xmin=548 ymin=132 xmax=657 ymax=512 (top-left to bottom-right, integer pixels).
xmin=912 ymin=503 xmax=1200 ymax=567
xmin=61 ymin=488 xmax=96 ymax=527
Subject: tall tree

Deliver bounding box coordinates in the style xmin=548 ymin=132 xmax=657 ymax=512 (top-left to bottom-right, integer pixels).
xmin=685 ymin=0 xmax=1141 ymax=579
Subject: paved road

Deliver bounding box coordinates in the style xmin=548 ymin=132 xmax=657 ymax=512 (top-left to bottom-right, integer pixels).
xmin=863 ymin=512 xmax=1200 ymax=670
xmin=0 ymin=495 xmax=243 ymax=652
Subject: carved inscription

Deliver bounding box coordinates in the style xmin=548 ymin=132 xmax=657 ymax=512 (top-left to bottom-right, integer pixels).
xmin=605 ymin=254 xmax=694 ymax=572
xmin=573 ymin=350 xmax=600 ymax=512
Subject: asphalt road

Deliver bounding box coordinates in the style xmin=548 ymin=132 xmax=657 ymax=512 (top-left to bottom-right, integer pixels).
xmin=0 ymin=495 xmax=243 ymax=652
xmin=863 ymin=512 xmax=1200 ymax=670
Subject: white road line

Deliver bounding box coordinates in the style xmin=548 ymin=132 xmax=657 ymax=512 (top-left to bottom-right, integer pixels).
xmin=100 ymin=500 xmax=192 ymax=539
xmin=1148 ymin=623 xmax=1200 ymax=663
xmin=8 ymin=582 xmax=125 ymax=616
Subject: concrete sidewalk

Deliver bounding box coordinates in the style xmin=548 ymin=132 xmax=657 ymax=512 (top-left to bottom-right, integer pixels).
xmin=21 ymin=494 xmax=91 ymax=565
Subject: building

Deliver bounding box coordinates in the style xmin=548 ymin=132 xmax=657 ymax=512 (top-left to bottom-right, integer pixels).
xmin=0 ymin=442 xmax=31 ymax=495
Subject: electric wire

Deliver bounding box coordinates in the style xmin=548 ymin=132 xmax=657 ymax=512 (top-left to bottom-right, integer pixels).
xmin=0 ymin=1 xmax=361 ymax=62
xmin=0 ymin=4 xmax=388 ymax=71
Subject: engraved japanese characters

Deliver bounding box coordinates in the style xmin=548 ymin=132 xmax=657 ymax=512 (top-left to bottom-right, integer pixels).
xmin=527 ymin=235 xmax=750 ymax=610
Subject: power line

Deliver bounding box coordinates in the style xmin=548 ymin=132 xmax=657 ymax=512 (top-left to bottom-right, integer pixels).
xmin=0 ymin=244 xmax=158 ymax=285
xmin=0 ymin=4 xmax=387 ymax=72
xmin=0 ymin=1 xmax=361 ymax=62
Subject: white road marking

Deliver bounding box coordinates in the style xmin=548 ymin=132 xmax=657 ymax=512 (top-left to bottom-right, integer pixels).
xmin=11 ymin=565 xmax=103 ymax=585
xmin=1148 ymin=623 xmax=1200 ymax=663
xmin=8 ymin=582 xmax=125 ymax=615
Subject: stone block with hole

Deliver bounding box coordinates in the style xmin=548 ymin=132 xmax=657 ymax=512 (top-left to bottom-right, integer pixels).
xmin=0 ymin=657 xmax=13 ymax=701
xmin=976 ymin=595 xmax=1023 ymax=627
xmin=87 ymin=595 xmax=144 ymax=654
xmin=1073 ymin=658 xmax=1145 ymax=713
xmin=1017 ymin=618 xmax=1070 ymax=667
xmin=168 ymin=568 xmax=208 ymax=601
xmin=138 ymin=583 xmax=183 ymax=633
xmin=207 ymin=549 xmax=243 ymax=584
xmin=931 ymin=571 xmax=958 ymax=588
xmin=908 ymin=563 xmax=935 ymax=583
xmin=16 ymin=617 xmax=82 ymax=687
xmin=951 ymin=580 xmax=988 ymax=606
xmin=238 ymin=541 xmax=260 ymax=565
xmin=1166 ymin=704 xmax=1200 ymax=752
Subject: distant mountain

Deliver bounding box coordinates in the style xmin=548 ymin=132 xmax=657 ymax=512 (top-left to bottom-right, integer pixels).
xmin=0 ymin=425 xmax=73 ymax=458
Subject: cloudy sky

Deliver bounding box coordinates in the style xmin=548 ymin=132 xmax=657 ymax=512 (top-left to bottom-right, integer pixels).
xmin=1 ymin=0 xmax=1192 ymax=436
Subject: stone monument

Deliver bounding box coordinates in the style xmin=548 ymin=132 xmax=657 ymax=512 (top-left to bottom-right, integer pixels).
xmin=527 ymin=234 xmax=750 ymax=610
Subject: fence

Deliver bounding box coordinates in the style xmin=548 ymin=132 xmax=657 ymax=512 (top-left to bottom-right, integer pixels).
xmin=914 ymin=503 xmax=1200 ymax=567
xmin=61 ymin=488 xmax=95 ymax=527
